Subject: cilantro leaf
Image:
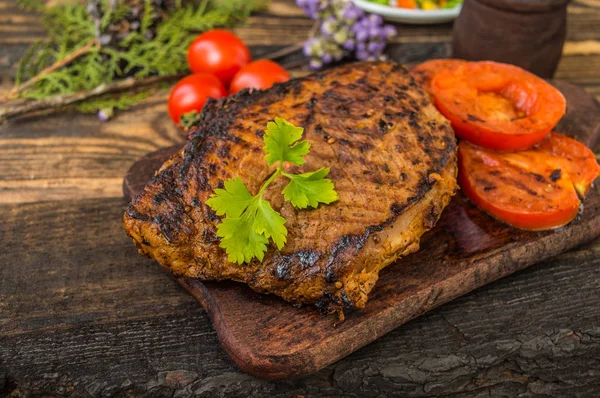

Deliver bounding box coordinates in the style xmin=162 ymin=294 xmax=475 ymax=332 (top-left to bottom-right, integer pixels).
xmin=252 ymin=199 xmax=287 ymax=250
xmin=206 ymin=177 xmax=253 ymax=218
xmin=263 ymin=117 xmax=310 ymax=166
xmin=207 ymin=118 xmax=339 ymax=265
xmin=215 ymin=210 xmax=269 ymax=264
xmin=282 ymin=168 xmax=339 ymax=209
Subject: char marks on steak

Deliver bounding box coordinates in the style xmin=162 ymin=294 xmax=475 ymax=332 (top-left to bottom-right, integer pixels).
xmin=124 ymin=61 xmax=458 ymax=313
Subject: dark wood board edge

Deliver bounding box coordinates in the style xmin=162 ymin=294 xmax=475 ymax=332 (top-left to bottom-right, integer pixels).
xmin=552 ymin=81 xmax=600 ymax=149
xmin=177 ymin=278 xmax=321 ymax=379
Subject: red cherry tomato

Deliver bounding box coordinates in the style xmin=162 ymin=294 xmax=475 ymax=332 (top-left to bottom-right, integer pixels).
xmin=167 ymin=74 xmax=227 ymax=124
xmin=229 ymin=60 xmax=291 ymax=94
xmin=187 ymin=29 xmax=251 ymax=86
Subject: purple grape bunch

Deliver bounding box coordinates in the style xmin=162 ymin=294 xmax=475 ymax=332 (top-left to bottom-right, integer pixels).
xmin=296 ymin=0 xmax=397 ymax=69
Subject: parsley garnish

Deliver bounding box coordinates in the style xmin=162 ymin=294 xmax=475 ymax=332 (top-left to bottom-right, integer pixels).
xmin=206 ymin=117 xmax=339 ymax=264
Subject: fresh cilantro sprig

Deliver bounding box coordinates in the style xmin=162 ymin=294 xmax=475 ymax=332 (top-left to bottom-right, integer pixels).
xmin=206 ymin=117 xmax=339 ymax=264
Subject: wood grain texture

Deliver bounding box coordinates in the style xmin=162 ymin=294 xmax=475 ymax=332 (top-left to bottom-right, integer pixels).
xmin=2 ymin=200 xmax=600 ymax=396
xmin=2 ymin=0 xmax=600 ymax=395
xmin=1 ymin=0 xmax=600 ymax=205
xmin=120 ymin=81 xmax=600 ymax=380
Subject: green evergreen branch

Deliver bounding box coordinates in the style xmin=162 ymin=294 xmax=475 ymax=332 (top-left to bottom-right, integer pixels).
xmin=4 ymin=0 xmax=267 ymax=117
xmin=75 ymin=91 xmax=153 ymax=113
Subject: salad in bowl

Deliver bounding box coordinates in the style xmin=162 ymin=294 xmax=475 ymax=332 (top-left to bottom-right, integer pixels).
xmin=351 ymin=0 xmax=463 ymax=24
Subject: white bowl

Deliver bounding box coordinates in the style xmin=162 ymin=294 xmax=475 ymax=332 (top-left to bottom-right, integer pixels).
xmin=350 ymin=0 xmax=462 ymax=24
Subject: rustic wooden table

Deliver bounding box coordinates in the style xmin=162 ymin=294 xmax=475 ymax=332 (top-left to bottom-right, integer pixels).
xmin=2 ymin=0 xmax=600 ymax=396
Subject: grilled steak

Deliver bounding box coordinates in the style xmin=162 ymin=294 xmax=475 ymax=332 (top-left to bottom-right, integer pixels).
xmin=124 ymin=61 xmax=458 ymax=313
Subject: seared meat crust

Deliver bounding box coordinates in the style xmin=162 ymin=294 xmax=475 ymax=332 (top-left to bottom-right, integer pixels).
xmin=124 ymin=61 xmax=458 ymax=312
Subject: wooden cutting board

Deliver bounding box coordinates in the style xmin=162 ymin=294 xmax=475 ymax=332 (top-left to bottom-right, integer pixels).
xmin=123 ymin=81 xmax=600 ymax=380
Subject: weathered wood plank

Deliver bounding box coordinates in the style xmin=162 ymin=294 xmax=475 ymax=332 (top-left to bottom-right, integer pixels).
xmin=556 ymin=55 xmax=600 ymax=84
xmin=2 ymin=51 xmax=599 ymax=204
xmin=0 ymin=177 xmax=124 ymax=203
xmin=1 ymin=0 xmax=600 ymax=393
xmin=0 ymin=94 xmax=186 ymax=202
xmin=0 ymin=199 xmax=195 ymax=336
xmin=1 ymin=198 xmax=599 ymax=396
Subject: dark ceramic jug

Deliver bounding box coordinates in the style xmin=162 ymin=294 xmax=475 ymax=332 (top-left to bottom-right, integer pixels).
xmin=452 ymin=0 xmax=570 ymax=78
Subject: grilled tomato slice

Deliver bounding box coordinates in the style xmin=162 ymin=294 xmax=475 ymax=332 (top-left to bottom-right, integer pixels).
xmin=410 ymin=59 xmax=466 ymax=95
xmin=538 ymin=132 xmax=600 ymax=197
xmin=457 ymin=140 xmax=592 ymax=231
xmin=432 ymin=61 xmax=566 ymax=151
